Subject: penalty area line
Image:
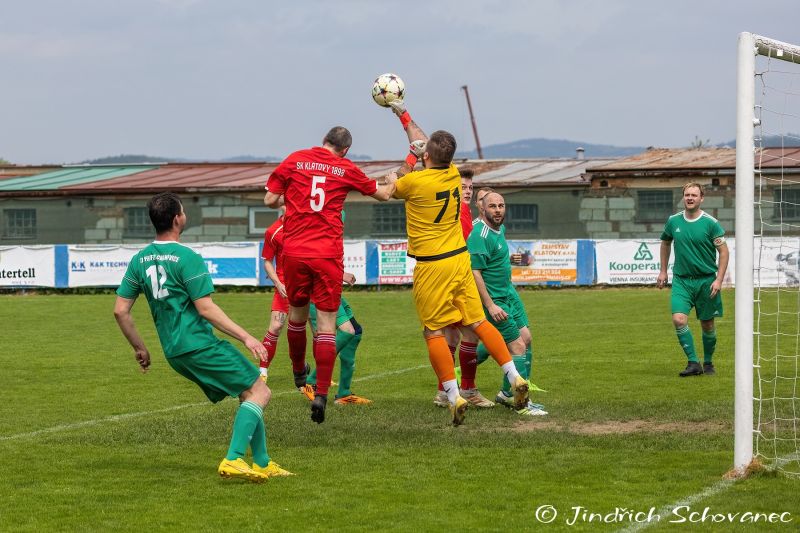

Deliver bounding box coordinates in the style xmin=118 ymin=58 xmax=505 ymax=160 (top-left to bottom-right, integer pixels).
xmin=0 ymin=364 xmax=430 ymax=442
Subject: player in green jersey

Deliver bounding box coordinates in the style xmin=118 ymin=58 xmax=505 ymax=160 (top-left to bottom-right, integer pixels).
xmin=657 ymin=183 xmax=730 ymax=377
xmin=468 ymin=192 xmax=546 ymax=416
xmin=114 ymin=192 xmax=292 ymax=482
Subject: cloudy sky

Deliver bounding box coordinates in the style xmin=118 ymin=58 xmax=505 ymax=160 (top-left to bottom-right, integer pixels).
xmin=1 ymin=0 xmax=798 ymax=164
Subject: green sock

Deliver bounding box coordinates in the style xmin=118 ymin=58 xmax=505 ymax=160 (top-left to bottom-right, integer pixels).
xmin=476 ymin=343 xmax=491 ymax=365
xmin=249 ymin=412 xmax=271 ymax=468
xmin=702 ymin=329 xmax=717 ymax=364
xmin=676 ymin=325 xmax=698 ymax=362
xmin=502 ymin=355 xmax=527 ymax=394
xmin=225 ymin=401 xmax=262 ymax=461
xmin=307 ymin=367 xmax=317 ymax=386
xmin=523 ymin=346 xmax=532 ymax=380
xmin=337 ymin=332 xmax=359 ymax=398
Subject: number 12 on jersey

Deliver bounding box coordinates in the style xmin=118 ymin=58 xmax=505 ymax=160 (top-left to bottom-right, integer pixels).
xmin=434 ymin=187 xmax=461 ymax=223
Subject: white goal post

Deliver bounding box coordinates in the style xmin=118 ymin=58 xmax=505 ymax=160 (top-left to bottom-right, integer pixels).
xmin=735 ymin=32 xmax=800 ymax=476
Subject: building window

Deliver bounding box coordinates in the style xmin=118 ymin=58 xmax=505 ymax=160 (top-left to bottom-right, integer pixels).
xmin=637 ymin=190 xmax=674 ymax=222
xmin=124 ymin=207 xmax=152 ymax=237
xmin=248 ymin=207 xmax=280 ymax=234
xmin=372 ymin=203 xmax=407 ymax=236
xmin=3 ymin=209 xmax=36 ymax=239
xmin=774 ymin=188 xmax=800 ymax=221
xmin=505 ymin=204 xmax=538 ymax=232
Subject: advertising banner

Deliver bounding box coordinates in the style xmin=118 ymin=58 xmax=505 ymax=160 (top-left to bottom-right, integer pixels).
xmin=378 ymin=241 xmax=415 ymax=284
xmin=0 ymin=246 xmax=56 ymax=287
xmin=508 ymin=240 xmax=578 ymax=283
xmin=343 ymin=241 xmax=367 ymax=285
xmin=753 ymin=237 xmax=800 ymax=288
xmin=595 ymin=240 xmax=671 ymax=285
xmin=187 ymin=243 xmax=259 ymax=286
xmin=68 ymin=245 xmax=144 ymax=287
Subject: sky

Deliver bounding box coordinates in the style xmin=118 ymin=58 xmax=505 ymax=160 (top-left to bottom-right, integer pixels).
xmin=2 ymin=0 xmax=798 ymax=164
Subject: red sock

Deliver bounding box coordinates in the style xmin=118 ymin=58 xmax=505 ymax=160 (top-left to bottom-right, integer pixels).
xmin=286 ymin=320 xmax=307 ymax=373
xmin=260 ymin=331 xmax=279 ymax=369
xmin=459 ymin=341 xmax=478 ymax=389
xmin=437 ymin=344 xmax=457 ymax=391
xmin=313 ymin=333 xmax=337 ymax=395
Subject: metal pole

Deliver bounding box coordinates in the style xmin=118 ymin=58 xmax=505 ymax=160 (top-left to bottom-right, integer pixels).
xmin=461 ymin=85 xmax=484 ymax=159
xmin=734 ymin=31 xmax=755 ymax=474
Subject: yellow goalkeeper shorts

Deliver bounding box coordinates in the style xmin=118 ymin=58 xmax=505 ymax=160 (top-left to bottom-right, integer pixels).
xmin=412 ymin=251 xmax=485 ymax=331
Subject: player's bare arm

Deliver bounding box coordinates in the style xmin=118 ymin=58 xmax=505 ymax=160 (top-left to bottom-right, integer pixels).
xmin=710 ymin=241 xmax=730 ymax=297
xmin=194 ymin=296 xmax=269 ymax=362
xmin=264 ymin=190 xmax=282 ymax=208
xmin=472 ymin=269 xmax=508 ymax=322
xmin=343 ymin=272 xmax=356 ymax=286
xmin=263 ymin=259 xmax=287 ymax=297
xmin=371 ymin=179 xmax=396 ymax=201
xmin=113 ymin=296 xmax=151 ymax=372
xmin=657 ymin=240 xmax=672 ymax=288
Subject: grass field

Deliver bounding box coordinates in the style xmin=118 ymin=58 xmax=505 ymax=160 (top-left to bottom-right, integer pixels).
xmin=1 ymin=287 xmax=798 ymax=532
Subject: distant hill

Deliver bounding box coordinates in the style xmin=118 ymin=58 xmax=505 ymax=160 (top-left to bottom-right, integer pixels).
xmin=456 ymin=138 xmax=648 ymax=159
xmin=719 ymin=133 xmax=800 ymax=148
xmin=80 ymin=153 xmax=372 ymax=164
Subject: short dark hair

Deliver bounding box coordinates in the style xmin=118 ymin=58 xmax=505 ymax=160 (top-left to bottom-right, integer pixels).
xmin=426 ymin=130 xmax=457 ymax=166
xmin=323 ymin=126 xmax=353 ymax=152
xmin=458 ymin=168 xmax=474 ymax=180
xmin=147 ymin=192 xmax=182 ymax=233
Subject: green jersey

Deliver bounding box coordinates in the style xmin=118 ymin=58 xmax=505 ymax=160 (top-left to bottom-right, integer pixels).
xmin=660 ymin=210 xmax=725 ymax=277
xmin=467 ymin=220 xmax=513 ymax=300
xmin=117 ymin=241 xmax=217 ymax=358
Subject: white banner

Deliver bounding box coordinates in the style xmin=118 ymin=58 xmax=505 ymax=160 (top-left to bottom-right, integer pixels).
xmin=753 ymin=237 xmax=800 ymax=288
xmin=378 ymin=241 xmax=415 ymax=284
xmin=0 ymin=246 xmax=56 ymax=287
xmin=595 ymin=240 xmax=671 ymax=285
xmin=343 ymin=241 xmax=367 ymax=285
xmin=68 ymin=245 xmax=144 ymax=287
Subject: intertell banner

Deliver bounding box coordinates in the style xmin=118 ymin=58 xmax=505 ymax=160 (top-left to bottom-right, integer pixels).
xmin=0 ymin=246 xmax=56 ymax=287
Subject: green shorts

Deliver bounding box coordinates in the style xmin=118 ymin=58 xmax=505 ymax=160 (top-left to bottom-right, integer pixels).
xmin=167 ymin=339 xmax=260 ymax=403
xmin=671 ymin=274 xmax=723 ymax=320
xmin=485 ymin=292 xmax=529 ymax=344
xmin=309 ymin=296 xmax=355 ymax=330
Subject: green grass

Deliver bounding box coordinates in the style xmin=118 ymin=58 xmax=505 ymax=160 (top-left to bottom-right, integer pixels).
xmin=1 ymin=288 xmax=798 ymax=532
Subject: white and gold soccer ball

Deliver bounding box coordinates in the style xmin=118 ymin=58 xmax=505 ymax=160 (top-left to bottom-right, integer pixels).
xmin=371 ymin=73 xmax=405 ymax=107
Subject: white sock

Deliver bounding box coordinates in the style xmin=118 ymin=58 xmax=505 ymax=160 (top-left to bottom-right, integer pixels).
xmin=501 ymin=362 xmax=520 ymax=384
xmin=260 ymin=367 xmax=268 ymax=377
xmin=441 ymin=379 xmax=460 ymax=405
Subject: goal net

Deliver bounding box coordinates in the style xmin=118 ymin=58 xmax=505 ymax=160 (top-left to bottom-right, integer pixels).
xmin=737 ymin=33 xmax=800 ymax=477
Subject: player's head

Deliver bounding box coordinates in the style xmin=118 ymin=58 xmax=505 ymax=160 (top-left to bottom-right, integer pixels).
xmin=424 ymin=130 xmax=457 ymax=167
xmin=322 ymin=126 xmax=353 ymax=157
xmin=475 ymin=186 xmax=495 ymax=218
xmin=459 ymin=168 xmax=474 ymax=203
xmin=483 ymin=192 xmax=506 ymax=229
xmin=682 ymin=182 xmax=705 ymax=211
xmin=147 ymin=192 xmax=185 ymax=234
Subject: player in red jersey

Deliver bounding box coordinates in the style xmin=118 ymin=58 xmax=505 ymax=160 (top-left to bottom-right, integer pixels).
xmin=264 ymin=126 xmax=396 ymax=424
xmin=259 ymin=201 xmax=289 ymax=382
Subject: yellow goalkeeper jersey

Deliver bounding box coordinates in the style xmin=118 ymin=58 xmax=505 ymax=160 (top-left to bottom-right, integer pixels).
xmin=394 ymin=164 xmax=466 ymax=259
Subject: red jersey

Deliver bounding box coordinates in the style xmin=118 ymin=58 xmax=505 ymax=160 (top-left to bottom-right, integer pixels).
xmin=266 ymin=146 xmax=377 ymax=258
xmin=460 ymin=202 xmax=473 ymax=241
xmin=261 ymin=216 xmax=285 ymax=281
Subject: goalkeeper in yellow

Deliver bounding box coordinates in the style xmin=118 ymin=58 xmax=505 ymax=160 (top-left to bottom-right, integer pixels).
xmin=383 ymin=98 xmax=530 ymax=425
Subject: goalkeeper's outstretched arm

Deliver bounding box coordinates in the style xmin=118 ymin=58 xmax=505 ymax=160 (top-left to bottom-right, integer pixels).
xmin=389 ymin=99 xmax=428 ymax=176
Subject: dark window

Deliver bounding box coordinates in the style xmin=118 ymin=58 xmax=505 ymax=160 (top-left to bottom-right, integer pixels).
xmin=505 ymin=204 xmax=538 ymax=232
xmin=774 ymin=189 xmax=800 ymax=221
xmin=248 ymin=207 xmax=280 ymax=234
xmin=637 ymin=190 xmax=674 ymax=222
xmin=3 ymin=209 xmax=36 ymax=239
xmin=124 ymin=207 xmax=152 ymax=237
xmin=372 ymin=203 xmax=407 ymax=236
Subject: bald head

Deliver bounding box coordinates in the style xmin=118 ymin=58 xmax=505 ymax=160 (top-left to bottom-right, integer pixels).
xmin=482 ymin=192 xmax=506 ymax=230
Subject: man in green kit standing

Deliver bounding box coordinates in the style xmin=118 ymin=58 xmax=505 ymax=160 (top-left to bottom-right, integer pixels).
xmin=114 ymin=192 xmax=292 ymax=482
xmin=657 ymin=182 xmax=730 ymax=377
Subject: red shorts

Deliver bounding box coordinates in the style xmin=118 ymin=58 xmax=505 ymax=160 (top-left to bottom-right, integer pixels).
xmin=270 ymin=291 xmax=289 ymax=314
xmin=282 ymin=256 xmax=343 ymax=312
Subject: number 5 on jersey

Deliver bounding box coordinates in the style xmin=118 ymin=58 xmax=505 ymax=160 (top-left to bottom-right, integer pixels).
xmin=311 ymin=175 xmax=326 ymax=212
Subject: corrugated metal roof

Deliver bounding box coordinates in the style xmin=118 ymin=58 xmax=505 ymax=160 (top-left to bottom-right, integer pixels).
xmin=586 ymin=147 xmax=800 ymax=173
xmin=0 ymin=166 xmax=157 ymax=191
xmin=471 ymin=158 xmax=616 ymax=186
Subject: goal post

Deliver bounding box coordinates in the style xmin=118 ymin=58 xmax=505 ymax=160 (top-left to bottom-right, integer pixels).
xmin=736 ymin=32 xmax=800 ymax=476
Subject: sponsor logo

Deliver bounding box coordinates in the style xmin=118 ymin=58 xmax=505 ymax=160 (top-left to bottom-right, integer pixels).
xmin=633 ymin=243 xmax=653 ymax=261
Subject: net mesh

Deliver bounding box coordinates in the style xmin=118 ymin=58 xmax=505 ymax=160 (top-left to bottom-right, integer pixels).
xmin=753 ymin=39 xmax=800 ymax=476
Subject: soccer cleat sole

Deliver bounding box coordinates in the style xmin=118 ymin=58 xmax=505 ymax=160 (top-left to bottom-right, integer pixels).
xmin=450 ymin=398 xmax=468 ymax=426
xmin=511 ymin=379 xmax=530 ymax=410
xmin=311 ymin=395 xmax=327 ymax=424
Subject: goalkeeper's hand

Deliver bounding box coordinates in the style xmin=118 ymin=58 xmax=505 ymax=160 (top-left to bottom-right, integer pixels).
xmin=409 ymin=140 xmax=426 ymax=158
xmin=388 ymin=98 xmax=407 ymax=117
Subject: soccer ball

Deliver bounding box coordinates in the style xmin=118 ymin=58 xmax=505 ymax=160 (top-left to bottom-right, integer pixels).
xmin=371 ymin=73 xmax=405 ymax=107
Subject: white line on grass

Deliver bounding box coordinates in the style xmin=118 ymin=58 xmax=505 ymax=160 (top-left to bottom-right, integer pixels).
xmin=614 ymin=478 xmax=736 ymax=533
xmin=0 ymin=364 xmax=430 ymax=442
